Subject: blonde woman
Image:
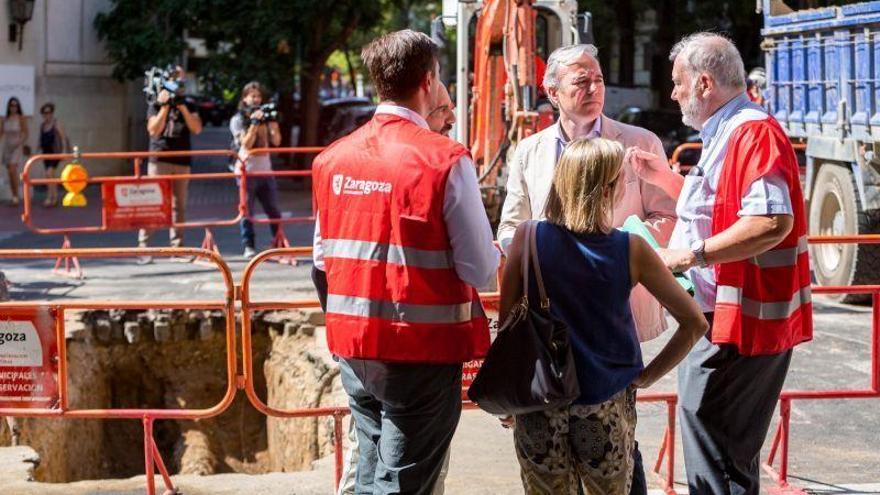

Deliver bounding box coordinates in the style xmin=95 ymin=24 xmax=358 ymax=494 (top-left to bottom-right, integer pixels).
xmin=499 ymin=138 xmax=707 ymax=494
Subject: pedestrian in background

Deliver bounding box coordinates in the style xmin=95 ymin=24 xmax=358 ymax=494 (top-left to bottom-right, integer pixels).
xmin=0 ymin=97 xmax=29 ymax=206
xmin=230 ymin=81 xmax=282 ymax=259
xmin=137 ymin=66 xmax=202 ymax=264
xmin=38 ymin=102 xmax=68 ymax=207
xmin=312 ymin=29 xmax=499 ymax=494
xmin=629 ymin=32 xmax=812 ymax=494
xmin=500 ymin=138 xmax=705 ymax=494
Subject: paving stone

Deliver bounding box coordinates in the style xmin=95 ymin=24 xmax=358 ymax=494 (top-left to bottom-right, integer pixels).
xmin=172 ymin=322 xmax=189 ymax=341
xmin=0 ymin=271 xmax=9 ymax=302
xmin=123 ymin=321 xmax=141 ymax=344
xmin=283 ymin=322 xmax=299 ymax=337
xmin=94 ymin=319 xmax=112 ymax=343
xmin=153 ymin=320 xmax=171 ymax=342
xmin=111 ymin=320 xmax=124 ymax=342
xmin=303 ymin=309 xmax=325 ymax=326
xmin=199 ymin=318 xmax=214 ymax=340
xmin=64 ymin=320 xmax=93 ymax=342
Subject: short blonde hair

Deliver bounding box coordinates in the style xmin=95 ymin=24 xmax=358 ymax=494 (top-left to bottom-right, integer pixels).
xmin=544 ymin=138 xmax=624 ymax=234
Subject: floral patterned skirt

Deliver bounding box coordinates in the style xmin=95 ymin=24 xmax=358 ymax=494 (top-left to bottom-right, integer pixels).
xmin=513 ymin=387 xmax=636 ymax=495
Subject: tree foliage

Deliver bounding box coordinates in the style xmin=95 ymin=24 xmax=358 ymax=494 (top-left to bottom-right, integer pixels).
xmin=95 ymin=0 xmax=393 ymax=148
xmin=94 ymin=0 xmax=195 ymax=81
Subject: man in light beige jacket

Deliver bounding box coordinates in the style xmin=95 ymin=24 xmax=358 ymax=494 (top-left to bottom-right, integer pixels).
xmin=498 ymin=44 xmax=677 ymax=341
xmin=497 ymin=43 xmax=677 ymax=495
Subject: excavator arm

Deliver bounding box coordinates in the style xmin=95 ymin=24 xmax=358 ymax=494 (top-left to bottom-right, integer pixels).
xmin=469 ymin=0 xmax=540 ymax=221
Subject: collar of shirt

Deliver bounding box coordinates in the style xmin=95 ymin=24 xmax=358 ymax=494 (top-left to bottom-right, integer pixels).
xmin=698 ymin=93 xmax=750 ymax=146
xmin=375 ymin=104 xmax=430 ymax=130
xmin=556 ymin=117 xmax=602 ymax=148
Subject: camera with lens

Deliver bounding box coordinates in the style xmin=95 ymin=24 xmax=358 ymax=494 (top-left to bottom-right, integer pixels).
xmin=244 ymin=102 xmax=278 ymax=125
xmin=143 ymin=65 xmax=185 ymax=106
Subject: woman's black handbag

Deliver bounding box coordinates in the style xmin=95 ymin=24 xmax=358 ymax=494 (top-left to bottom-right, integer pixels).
xmin=467 ymin=221 xmax=580 ymax=416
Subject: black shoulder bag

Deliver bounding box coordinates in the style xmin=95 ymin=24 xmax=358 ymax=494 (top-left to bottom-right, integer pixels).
xmin=467 ymin=221 xmax=580 ymax=416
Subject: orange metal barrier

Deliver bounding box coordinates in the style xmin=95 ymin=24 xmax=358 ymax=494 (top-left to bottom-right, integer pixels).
xmin=0 ymin=247 xmax=237 ymax=495
xmin=238 ymin=246 xmax=501 ymax=491
xmin=669 ymin=141 xmax=807 ymax=171
xmin=759 ymin=234 xmax=880 ymax=495
xmin=22 ymin=150 xmax=241 ymax=235
xmin=238 ymin=247 xmax=346 ymax=490
xmin=21 ymin=147 xmax=326 ymax=273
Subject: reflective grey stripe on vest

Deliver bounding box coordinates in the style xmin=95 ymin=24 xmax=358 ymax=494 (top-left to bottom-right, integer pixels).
xmin=323 ymin=239 xmax=453 ymax=269
xmin=750 ymin=235 xmax=808 ymax=269
xmin=716 ymin=284 xmax=812 ymax=320
xmin=327 ymin=294 xmax=477 ymax=324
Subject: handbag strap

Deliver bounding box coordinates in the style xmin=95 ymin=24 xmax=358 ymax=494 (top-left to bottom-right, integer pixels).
xmin=521 ymin=221 xmax=550 ymax=309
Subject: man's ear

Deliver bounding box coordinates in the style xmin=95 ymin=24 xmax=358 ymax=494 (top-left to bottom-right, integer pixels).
xmin=547 ymin=86 xmax=560 ymax=108
xmin=421 ymin=70 xmax=436 ymax=94
xmin=699 ymin=73 xmax=713 ymax=98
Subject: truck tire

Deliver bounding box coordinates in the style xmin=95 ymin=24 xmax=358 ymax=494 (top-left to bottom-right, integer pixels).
xmin=809 ymin=163 xmax=880 ymax=303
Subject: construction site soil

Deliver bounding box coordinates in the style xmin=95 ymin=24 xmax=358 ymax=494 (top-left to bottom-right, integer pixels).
xmin=0 ymin=309 xmax=342 ymax=483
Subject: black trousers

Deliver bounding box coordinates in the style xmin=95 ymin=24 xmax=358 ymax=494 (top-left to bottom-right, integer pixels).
xmin=678 ymin=314 xmax=792 ymax=495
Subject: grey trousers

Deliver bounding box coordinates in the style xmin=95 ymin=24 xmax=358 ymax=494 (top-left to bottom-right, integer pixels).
xmin=678 ymin=317 xmax=792 ymax=495
xmin=338 ymin=357 xmax=462 ymax=495
xmin=337 ymin=414 xmax=451 ymax=495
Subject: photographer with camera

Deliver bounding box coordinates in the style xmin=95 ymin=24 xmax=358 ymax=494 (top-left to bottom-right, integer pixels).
xmin=230 ymin=81 xmax=282 ymax=259
xmin=138 ymin=65 xmax=202 ymax=264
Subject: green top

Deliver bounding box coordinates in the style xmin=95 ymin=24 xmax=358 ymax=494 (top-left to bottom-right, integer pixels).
xmin=620 ymin=215 xmax=695 ymax=295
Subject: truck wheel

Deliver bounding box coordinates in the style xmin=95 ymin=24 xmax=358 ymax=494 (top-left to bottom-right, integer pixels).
xmin=809 ymin=164 xmax=880 ymax=303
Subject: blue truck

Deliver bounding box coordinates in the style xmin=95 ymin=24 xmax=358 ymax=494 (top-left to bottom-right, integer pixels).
xmin=762 ymin=0 xmax=880 ymax=300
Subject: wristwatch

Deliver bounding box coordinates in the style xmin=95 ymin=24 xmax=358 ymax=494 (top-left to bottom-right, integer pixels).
xmin=690 ymin=239 xmax=707 ymax=268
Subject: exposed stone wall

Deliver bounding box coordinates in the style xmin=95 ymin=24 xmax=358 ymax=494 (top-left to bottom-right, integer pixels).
xmin=0 ymin=308 xmax=341 ymax=483
xmin=263 ymin=308 xmax=346 ymax=472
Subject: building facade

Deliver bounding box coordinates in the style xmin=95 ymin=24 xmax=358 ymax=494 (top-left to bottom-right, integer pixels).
xmin=0 ymin=0 xmax=141 ymax=192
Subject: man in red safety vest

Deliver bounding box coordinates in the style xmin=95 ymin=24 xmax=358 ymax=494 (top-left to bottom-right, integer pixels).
xmin=311 ymin=30 xmax=499 ymax=494
xmin=628 ymin=32 xmax=812 ymax=495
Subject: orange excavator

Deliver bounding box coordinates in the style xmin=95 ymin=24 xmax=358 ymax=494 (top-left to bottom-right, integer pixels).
xmin=442 ymin=0 xmax=588 ymax=223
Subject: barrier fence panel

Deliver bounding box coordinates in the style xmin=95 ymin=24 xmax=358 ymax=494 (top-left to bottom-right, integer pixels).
xmin=238 ymin=247 xmax=348 ymax=490
xmin=669 ymin=141 xmax=807 ymax=174
xmin=22 ymin=150 xmax=242 ymax=235
xmin=21 ymin=148 xmax=327 ymax=274
xmin=0 ymin=247 xmax=238 ymax=495
xmin=760 ymin=235 xmax=880 ymax=495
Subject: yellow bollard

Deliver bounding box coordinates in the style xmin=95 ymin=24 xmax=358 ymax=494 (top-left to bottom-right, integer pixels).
xmin=61 ymin=147 xmax=88 ymax=207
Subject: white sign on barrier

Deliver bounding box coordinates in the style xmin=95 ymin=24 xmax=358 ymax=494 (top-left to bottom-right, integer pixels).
xmin=0 ymin=321 xmax=43 ymax=367
xmin=115 ymin=183 xmax=164 ymax=207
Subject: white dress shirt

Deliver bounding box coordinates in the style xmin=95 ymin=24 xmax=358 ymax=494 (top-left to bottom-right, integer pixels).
xmin=555 ymin=116 xmax=602 ymax=159
xmin=669 ymin=93 xmax=793 ymax=312
xmin=313 ymin=104 xmax=500 ymax=289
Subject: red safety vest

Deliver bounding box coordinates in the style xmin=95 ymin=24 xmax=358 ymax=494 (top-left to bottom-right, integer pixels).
xmin=711 ymin=117 xmax=813 ymax=356
xmin=312 ymin=113 xmax=490 ymax=363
